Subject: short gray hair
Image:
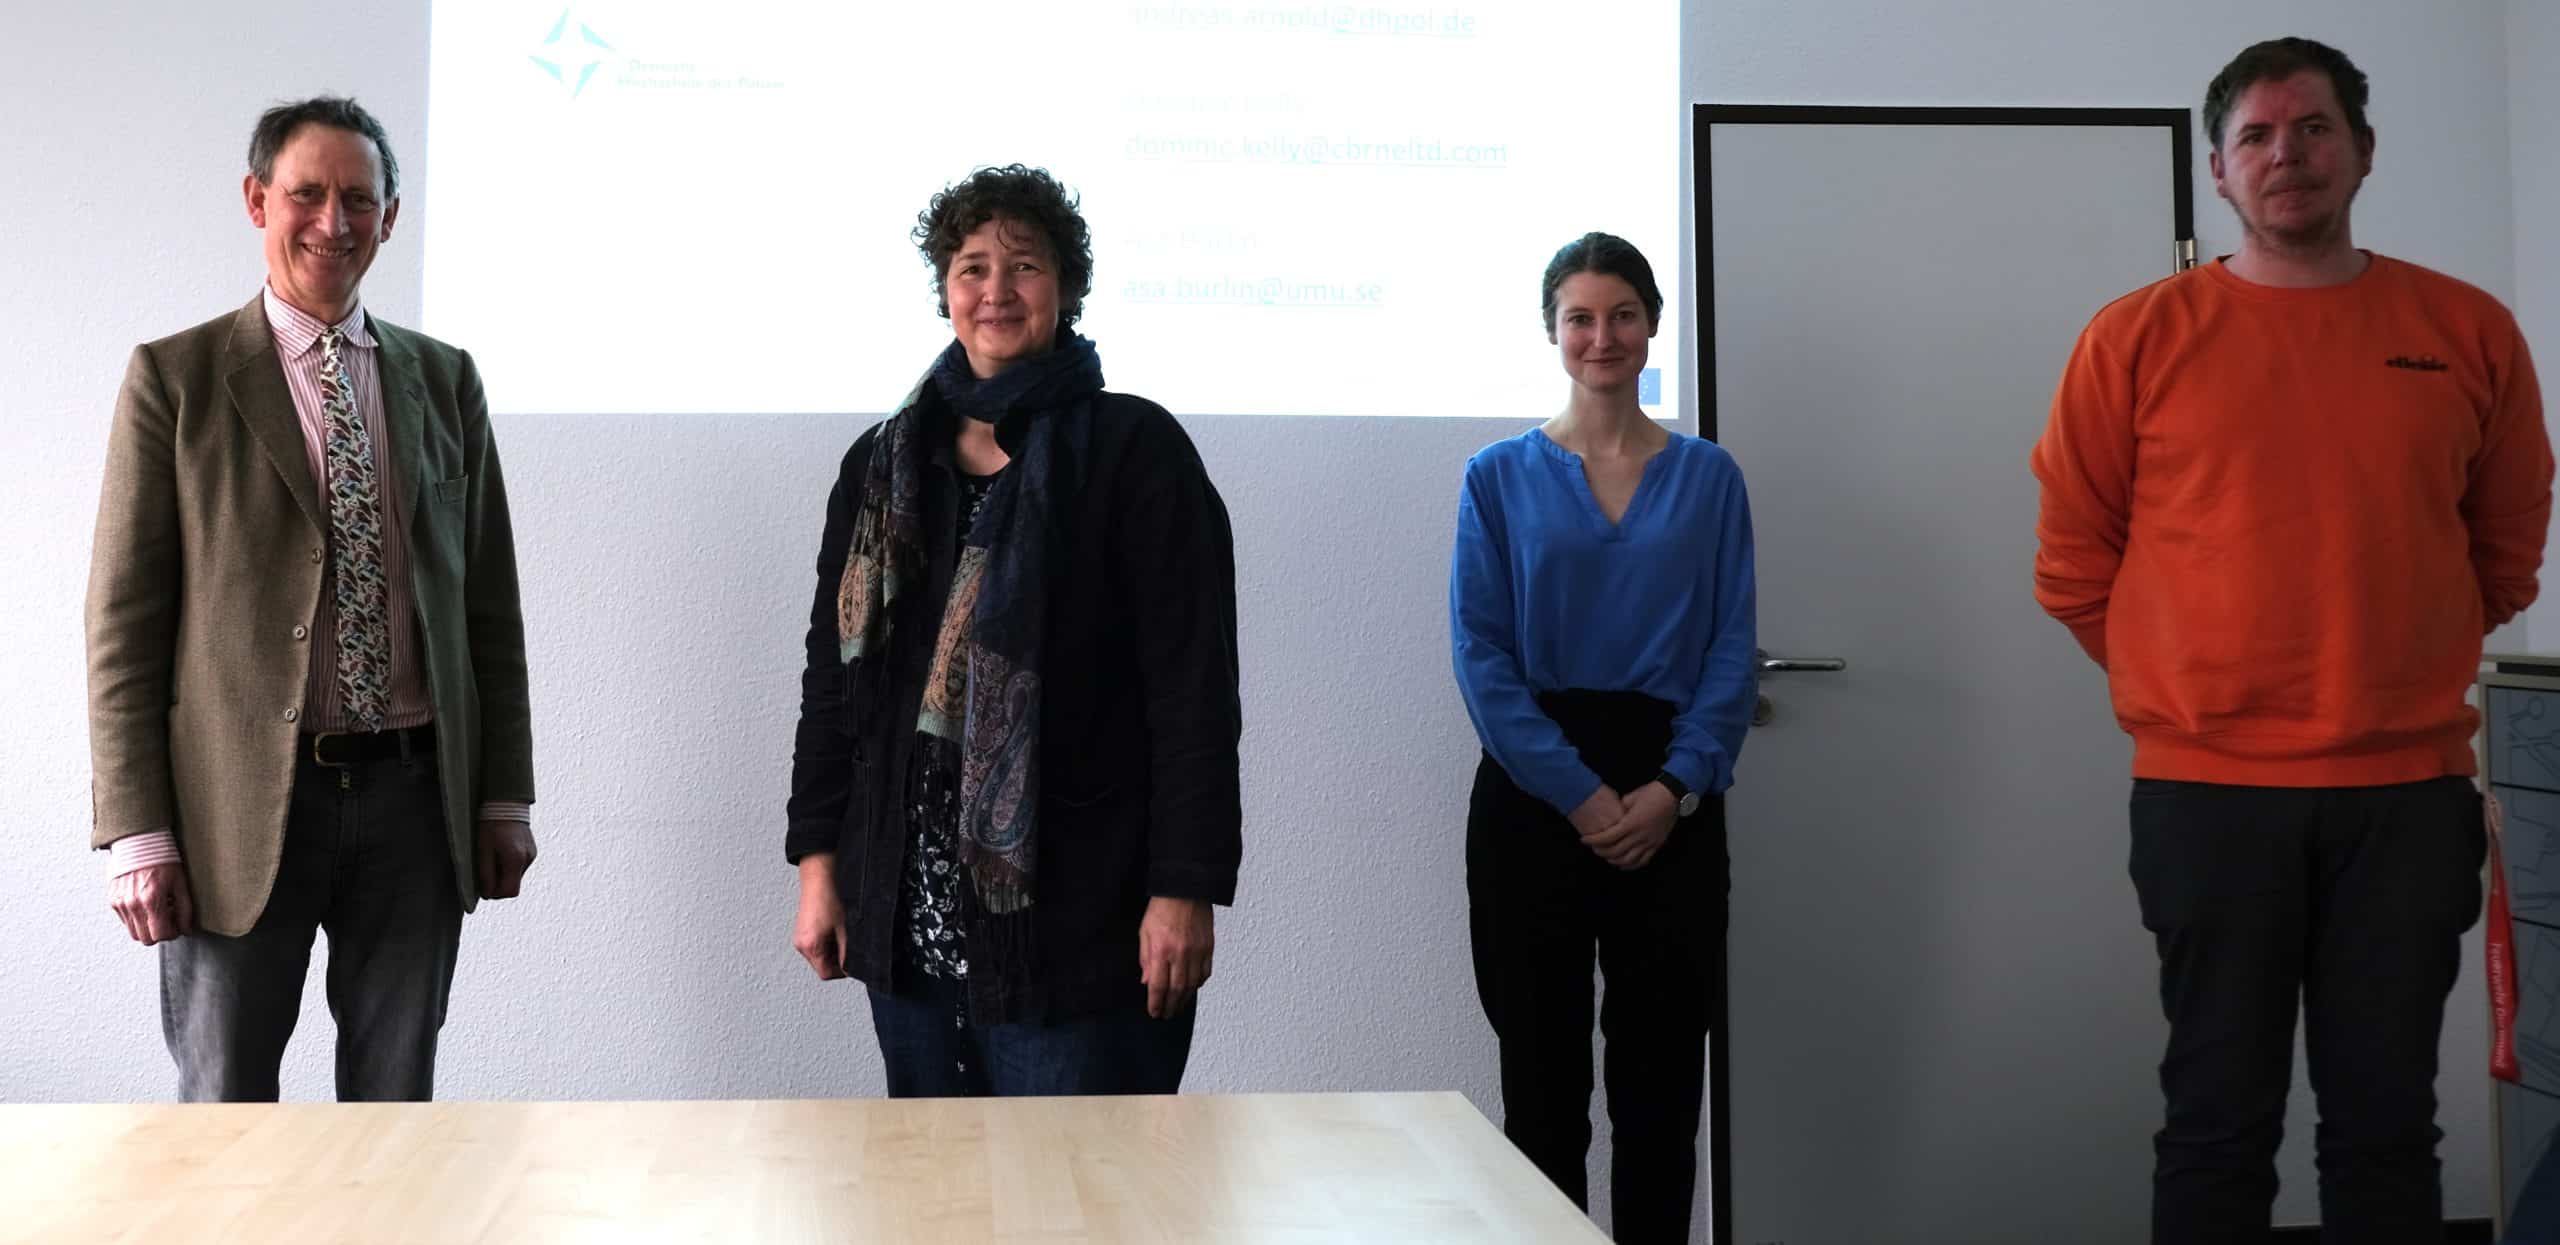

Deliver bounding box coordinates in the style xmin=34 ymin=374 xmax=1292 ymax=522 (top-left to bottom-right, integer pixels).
xmin=247 ymin=96 xmax=399 ymax=200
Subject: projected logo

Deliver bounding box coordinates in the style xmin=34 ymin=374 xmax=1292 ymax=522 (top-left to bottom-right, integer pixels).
xmin=529 ymin=9 xmax=615 ymax=98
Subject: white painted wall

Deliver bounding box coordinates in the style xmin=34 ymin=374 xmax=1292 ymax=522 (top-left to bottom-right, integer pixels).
xmin=0 ymin=0 xmax=2527 ymax=1237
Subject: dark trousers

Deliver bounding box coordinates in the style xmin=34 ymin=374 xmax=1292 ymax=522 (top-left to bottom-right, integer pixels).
xmin=1466 ymin=690 xmax=1727 ymax=1245
xmin=867 ymin=972 xmax=1196 ymax=1098
xmin=2128 ymin=776 xmax=2485 ymax=1245
xmin=159 ymin=744 xmax=462 ymax=1102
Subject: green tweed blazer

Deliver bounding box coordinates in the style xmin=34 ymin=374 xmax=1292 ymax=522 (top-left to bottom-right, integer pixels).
xmin=85 ymin=295 xmax=534 ymax=935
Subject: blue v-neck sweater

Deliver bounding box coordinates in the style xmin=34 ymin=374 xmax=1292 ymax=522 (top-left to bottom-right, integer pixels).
xmin=1450 ymin=428 xmax=1758 ymax=814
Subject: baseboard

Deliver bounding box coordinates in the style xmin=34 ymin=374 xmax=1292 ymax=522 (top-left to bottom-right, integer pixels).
xmin=2268 ymin=1219 xmax=2490 ymax=1243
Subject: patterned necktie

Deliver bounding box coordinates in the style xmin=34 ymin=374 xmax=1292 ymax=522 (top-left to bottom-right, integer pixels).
xmin=318 ymin=327 xmax=391 ymax=732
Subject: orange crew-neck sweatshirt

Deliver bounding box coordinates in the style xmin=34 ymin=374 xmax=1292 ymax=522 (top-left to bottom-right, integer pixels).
xmin=2031 ymin=254 xmax=2552 ymax=786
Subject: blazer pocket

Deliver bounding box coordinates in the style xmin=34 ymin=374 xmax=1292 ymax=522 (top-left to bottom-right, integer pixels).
xmin=434 ymin=475 xmax=469 ymax=504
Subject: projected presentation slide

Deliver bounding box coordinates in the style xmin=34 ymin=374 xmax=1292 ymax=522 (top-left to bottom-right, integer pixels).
xmin=425 ymin=2 xmax=1677 ymax=417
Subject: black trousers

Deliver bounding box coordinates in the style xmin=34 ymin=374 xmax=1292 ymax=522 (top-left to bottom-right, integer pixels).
xmin=2128 ymin=776 xmax=2485 ymax=1245
xmin=1466 ymin=690 xmax=1728 ymax=1245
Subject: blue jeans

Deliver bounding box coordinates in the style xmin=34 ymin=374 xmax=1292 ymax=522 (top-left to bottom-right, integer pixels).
xmin=160 ymin=746 xmax=461 ymax=1102
xmin=867 ymin=974 xmax=1195 ymax=1097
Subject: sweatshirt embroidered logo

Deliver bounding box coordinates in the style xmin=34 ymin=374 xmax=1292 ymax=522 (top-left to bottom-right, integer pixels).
xmin=2385 ymin=355 xmax=2451 ymax=372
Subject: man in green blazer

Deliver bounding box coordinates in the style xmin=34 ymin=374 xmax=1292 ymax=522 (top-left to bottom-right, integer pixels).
xmin=84 ymin=96 xmax=538 ymax=1101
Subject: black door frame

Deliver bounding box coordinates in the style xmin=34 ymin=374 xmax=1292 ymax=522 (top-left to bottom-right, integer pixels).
xmin=1694 ymin=104 xmax=2194 ymax=444
xmin=1692 ymin=103 xmax=2194 ymax=1245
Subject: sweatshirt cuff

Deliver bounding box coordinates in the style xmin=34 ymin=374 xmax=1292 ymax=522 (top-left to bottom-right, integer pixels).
xmin=107 ymin=830 xmax=181 ymax=877
xmin=477 ymin=801 xmax=533 ymax=824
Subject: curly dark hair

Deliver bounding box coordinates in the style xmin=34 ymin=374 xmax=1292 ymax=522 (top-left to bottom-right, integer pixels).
xmin=249 ymin=96 xmax=399 ymax=200
xmin=913 ymin=164 xmax=1095 ymax=328
xmin=1540 ymin=232 xmax=1662 ymax=334
xmin=2204 ymin=37 xmax=2371 ymax=152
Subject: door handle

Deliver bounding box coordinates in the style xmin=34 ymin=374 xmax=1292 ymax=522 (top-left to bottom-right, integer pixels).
xmin=1753 ymin=649 xmax=1845 ymax=727
xmin=1757 ymin=648 xmax=1847 ymax=674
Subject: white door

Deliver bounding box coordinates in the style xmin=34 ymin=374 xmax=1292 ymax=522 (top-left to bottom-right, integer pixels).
xmin=1706 ymin=115 xmax=2179 ymax=1245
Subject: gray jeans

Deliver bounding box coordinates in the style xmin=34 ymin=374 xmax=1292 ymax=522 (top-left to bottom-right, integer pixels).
xmin=159 ymin=745 xmax=462 ymax=1101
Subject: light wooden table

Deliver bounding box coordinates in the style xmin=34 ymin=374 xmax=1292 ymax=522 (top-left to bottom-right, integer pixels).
xmin=0 ymin=1091 xmax=1607 ymax=1244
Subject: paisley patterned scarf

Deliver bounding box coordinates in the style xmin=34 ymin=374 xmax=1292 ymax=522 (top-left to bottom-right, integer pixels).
xmin=838 ymin=334 xmax=1101 ymax=928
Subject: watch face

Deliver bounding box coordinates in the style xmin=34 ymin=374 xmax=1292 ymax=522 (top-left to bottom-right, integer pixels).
xmin=1678 ymin=792 xmax=1701 ymax=817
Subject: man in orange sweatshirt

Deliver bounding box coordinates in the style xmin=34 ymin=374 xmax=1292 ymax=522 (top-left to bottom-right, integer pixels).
xmin=2031 ymin=37 xmax=2552 ymax=1245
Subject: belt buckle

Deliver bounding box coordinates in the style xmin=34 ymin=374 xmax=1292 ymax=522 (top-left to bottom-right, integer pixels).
xmin=310 ymin=731 xmax=355 ymax=768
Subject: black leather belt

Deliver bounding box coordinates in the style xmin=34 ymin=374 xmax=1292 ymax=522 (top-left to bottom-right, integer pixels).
xmin=304 ymin=725 xmax=437 ymax=767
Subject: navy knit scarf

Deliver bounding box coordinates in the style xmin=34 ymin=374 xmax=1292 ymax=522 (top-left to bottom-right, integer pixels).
xmin=839 ymin=334 xmax=1101 ymax=946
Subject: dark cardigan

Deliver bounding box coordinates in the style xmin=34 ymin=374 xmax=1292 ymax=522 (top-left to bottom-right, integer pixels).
xmin=787 ymin=384 xmax=1243 ymax=1024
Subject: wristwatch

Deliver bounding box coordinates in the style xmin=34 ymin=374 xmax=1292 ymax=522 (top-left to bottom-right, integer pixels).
xmin=1655 ymin=770 xmax=1701 ymax=818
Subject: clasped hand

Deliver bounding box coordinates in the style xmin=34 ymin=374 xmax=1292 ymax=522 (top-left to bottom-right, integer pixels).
xmin=1568 ymin=782 xmax=1677 ymax=870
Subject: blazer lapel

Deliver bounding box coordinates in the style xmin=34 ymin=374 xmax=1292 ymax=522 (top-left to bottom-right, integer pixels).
xmin=370 ymin=318 xmax=429 ymax=523
xmin=221 ymin=296 xmax=323 ymax=533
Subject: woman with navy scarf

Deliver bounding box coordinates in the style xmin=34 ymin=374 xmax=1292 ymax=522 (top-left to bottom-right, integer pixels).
xmin=785 ymin=165 xmax=1242 ymax=1095
xmin=1450 ymin=232 xmax=1756 ymax=1243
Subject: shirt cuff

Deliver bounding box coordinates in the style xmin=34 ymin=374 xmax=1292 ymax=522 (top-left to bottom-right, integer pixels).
xmin=111 ymin=804 xmax=527 ymax=875
xmin=107 ymin=831 xmax=182 ymax=877
xmin=1664 ymin=748 xmax=1729 ymax=798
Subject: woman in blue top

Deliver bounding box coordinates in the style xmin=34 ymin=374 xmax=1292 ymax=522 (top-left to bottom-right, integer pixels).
xmin=1449 ymin=232 xmax=1756 ymax=1244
